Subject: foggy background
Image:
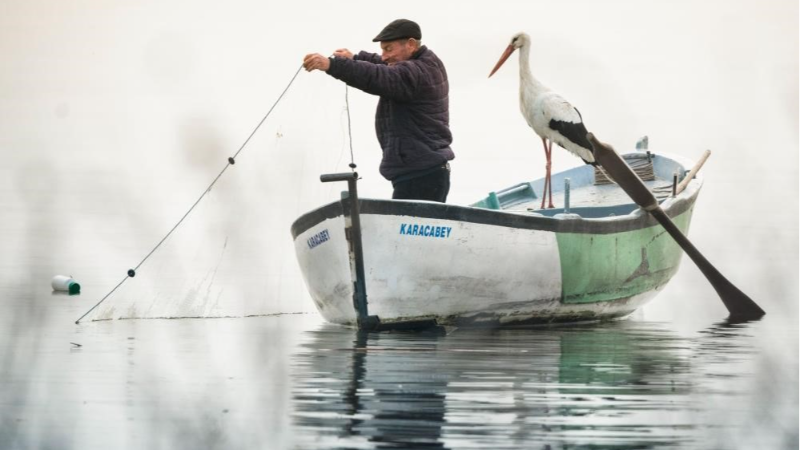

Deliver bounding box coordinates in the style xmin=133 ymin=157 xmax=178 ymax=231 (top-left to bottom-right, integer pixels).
xmin=0 ymin=0 xmax=797 ymax=448
xmin=1 ymin=0 xmax=796 ymax=320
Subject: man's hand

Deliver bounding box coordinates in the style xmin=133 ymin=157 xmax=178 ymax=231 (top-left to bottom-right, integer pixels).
xmin=333 ymin=48 xmax=353 ymax=59
xmin=303 ymin=53 xmax=330 ymax=72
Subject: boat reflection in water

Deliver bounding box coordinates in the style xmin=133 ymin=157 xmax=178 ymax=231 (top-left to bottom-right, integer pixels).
xmin=291 ymin=320 xmax=761 ymax=449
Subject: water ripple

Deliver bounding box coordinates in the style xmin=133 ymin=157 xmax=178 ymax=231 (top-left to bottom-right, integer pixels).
xmin=291 ymin=319 xmax=789 ymax=449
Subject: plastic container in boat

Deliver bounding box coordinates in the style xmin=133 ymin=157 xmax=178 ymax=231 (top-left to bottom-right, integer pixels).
xmin=52 ymin=275 xmax=80 ymax=295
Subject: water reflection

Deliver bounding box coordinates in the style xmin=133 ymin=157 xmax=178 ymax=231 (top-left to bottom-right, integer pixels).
xmin=291 ymin=320 xmax=772 ymax=449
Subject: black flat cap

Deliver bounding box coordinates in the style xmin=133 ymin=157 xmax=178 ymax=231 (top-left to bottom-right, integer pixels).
xmin=372 ymin=19 xmax=421 ymax=42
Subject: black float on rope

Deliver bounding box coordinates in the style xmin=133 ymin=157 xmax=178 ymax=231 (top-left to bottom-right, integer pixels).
xmin=73 ymin=64 xmax=305 ymax=325
xmin=344 ymin=86 xmax=358 ymax=172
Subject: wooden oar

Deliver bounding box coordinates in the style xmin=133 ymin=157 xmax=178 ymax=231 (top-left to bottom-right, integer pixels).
xmin=586 ymin=133 xmax=765 ymax=320
xmin=676 ymin=149 xmax=711 ymax=195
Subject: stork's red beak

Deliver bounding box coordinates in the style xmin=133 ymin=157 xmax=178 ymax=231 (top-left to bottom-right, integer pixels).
xmin=489 ymin=45 xmax=515 ymax=78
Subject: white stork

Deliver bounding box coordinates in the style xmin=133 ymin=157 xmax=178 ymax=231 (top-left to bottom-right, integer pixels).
xmin=489 ymin=32 xmax=595 ymax=209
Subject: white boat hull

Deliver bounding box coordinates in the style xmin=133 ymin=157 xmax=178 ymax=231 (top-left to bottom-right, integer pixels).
xmin=292 ymin=152 xmax=701 ymax=327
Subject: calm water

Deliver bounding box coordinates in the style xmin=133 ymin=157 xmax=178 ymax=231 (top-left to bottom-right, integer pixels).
xmin=1 ymin=285 xmax=796 ymax=449
xmin=0 ymin=140 xmax=797 ymax=450
xmin=290 ymin=319 xmax=798 ymax=449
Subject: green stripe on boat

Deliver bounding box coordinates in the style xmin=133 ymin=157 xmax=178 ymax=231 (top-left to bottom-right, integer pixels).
xmin=557 ymin=209 xmax=694 ymax=304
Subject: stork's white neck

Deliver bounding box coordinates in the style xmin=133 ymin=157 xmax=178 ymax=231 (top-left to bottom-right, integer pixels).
xmin=518 ymin=43 xmax=548 ymax=98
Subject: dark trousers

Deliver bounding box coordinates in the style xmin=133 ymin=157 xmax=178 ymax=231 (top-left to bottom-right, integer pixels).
xmin=392 ymin=165 xmax=450 ymax=203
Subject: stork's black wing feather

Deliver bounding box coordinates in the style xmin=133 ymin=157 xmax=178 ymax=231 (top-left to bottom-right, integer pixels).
xmin=548 ymin=114 xmax=595 ymax=165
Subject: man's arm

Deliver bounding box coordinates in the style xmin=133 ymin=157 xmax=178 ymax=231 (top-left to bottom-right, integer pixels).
xmin=302 ymin=48 xmax=358 ymax=72
xmin=326 ymin=57 xmax=419 ymax=102
xmin=353 ymin=51 xmax=383 ymax=65
xmin=302 ymin=48 xmax=380 ymax=71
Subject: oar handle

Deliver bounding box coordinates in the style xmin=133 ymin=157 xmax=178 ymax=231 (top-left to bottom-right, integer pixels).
xmin=676 ymin=149 xmax=711 ymax=195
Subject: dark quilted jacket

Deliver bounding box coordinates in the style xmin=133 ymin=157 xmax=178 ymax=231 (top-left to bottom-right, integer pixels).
xmin=326 ymin=46 xmax=454 ymax=181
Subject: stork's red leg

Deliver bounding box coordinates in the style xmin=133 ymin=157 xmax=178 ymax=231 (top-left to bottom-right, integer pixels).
xmin=546 ymin=140 xmax=555 ymax=208
xmin=540 ymin=138 xmax=549 ymax=209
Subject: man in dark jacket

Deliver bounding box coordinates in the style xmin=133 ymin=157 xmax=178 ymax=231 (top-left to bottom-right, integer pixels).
xmin=303 ymin=19 xmax=454 ymax=203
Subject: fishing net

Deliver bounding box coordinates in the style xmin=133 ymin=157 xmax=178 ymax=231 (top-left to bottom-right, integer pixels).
xmin=81 ymin=73 xmax=376 ymax=321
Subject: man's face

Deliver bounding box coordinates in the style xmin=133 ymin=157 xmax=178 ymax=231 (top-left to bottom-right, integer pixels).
xmin=380 ymin=39 xmax=416 ymax=65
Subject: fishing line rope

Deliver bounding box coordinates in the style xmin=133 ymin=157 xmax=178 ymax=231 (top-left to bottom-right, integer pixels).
xmin=345 ymin=85 xmax=357 ymax=171
xmin=75 ymin=64 xmax=304 ymax=324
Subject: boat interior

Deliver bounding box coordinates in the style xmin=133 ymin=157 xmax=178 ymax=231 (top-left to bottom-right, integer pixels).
xmin=471 ymin=152 xmax=690 ymax=218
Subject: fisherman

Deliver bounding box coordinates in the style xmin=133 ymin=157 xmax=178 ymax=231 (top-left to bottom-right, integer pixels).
xmin=303 ymin=19 xmax=454 ymax=203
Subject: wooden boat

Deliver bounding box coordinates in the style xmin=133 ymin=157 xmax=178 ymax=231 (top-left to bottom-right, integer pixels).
xmin=291 ymin=147 xmax=702 ymax=328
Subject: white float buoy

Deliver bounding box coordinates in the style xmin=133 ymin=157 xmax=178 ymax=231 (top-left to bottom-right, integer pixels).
xmin=52 ymin=275 xmax=80 ymax=295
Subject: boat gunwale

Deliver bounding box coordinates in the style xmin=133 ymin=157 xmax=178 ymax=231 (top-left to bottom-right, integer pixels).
xmin=291 ymin=152 xmax=702 ymax=239
xmin=291 ymin=190 xmax=699 ymax=239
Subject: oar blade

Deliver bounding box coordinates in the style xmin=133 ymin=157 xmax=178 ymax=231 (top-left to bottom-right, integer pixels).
xmin=648 ymin=209 xmax=765 ymax=320
xmin=714 ymin=281 xmax=766 ymax=320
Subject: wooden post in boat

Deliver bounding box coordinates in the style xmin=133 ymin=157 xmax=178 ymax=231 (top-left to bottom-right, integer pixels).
xmin=320 ymin=172 xmax=379 ymax=331
xmin=672 ymin=173 xmax=678 ymax=197
xmin=319 ymin=173 xmax=442 ymax=333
